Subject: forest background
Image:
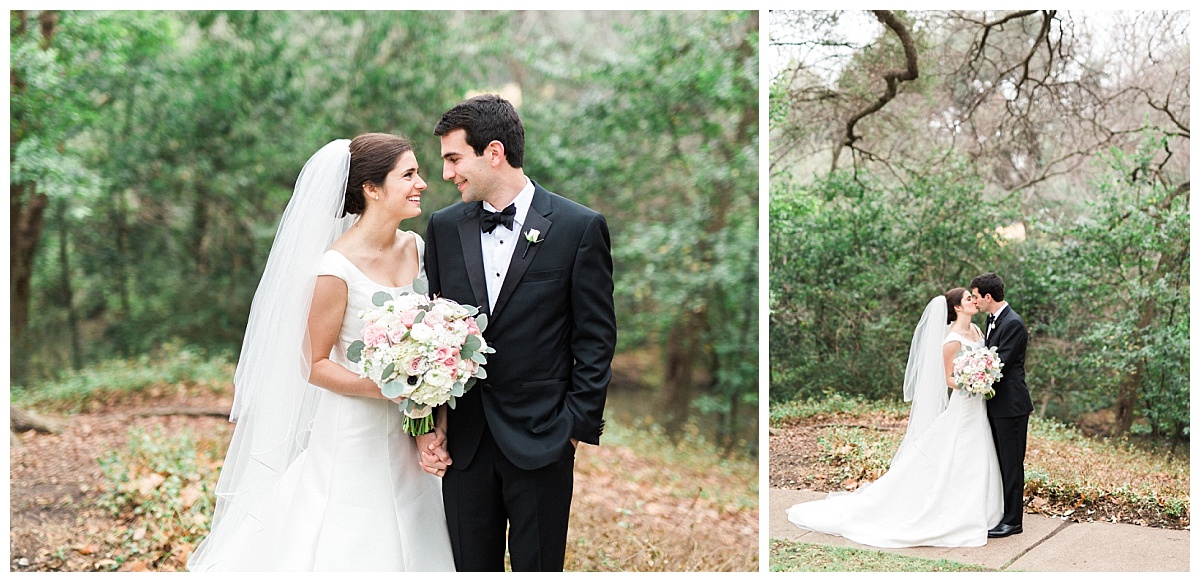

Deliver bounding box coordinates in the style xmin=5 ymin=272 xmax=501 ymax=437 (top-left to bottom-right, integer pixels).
xmin=769 ymin=10 xmax=1189 ymax=447
xmin=10 ymin=10 xmax=759 ymax=447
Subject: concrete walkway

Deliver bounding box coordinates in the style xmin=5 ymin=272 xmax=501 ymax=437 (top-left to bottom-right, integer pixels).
xmin=769 ymin=488 xmax=1190 ymax=572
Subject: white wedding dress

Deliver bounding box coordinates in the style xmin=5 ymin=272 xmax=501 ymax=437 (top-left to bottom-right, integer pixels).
xmin=191 ymin=233 xmax=455 ymax=571
xmin=786 ymin=326 xmax=1003 ymax=548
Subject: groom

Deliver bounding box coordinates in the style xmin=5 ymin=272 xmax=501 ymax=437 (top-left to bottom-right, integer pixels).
xmin=420 ymin=94 xmax=617 ymax=571
xmin=971 ymin=272 xmax=1032 ymax=538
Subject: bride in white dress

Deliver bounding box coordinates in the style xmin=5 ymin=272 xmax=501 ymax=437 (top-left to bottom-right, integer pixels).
xmin=786 ymin=288 xmax=1003 ymax=548
xmin=188 ymin=134 xmax=455 ymax=571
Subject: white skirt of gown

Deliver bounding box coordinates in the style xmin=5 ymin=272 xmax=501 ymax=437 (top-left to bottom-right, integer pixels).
xmin=202 ymin=389 xmax=455 ymax=571
xmin=786 ymin=389 xmax=1003 ymax=548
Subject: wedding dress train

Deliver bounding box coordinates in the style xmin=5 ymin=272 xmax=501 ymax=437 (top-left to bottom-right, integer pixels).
xmin=786 ymin=329 xmax=1003 ymax=548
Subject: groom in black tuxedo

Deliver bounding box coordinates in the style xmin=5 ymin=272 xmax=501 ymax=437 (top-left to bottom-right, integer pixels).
xmin=971 ymin=272 xmax=1032 ymax=538
xmin=420 ymin=94 xmax=616 ymax=571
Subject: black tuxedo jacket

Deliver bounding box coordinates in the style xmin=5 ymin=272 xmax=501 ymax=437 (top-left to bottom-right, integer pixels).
xmin=424 ymin=181 xmax=616 ymax=471
xmin=984 ymin=306 xmax=1034 ymax=419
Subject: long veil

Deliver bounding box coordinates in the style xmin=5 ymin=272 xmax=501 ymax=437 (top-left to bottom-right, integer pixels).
xmin=892 ymin=295 xmax=950 ymax=464
xmin=188 ymin=139 xmax=355 ymax=571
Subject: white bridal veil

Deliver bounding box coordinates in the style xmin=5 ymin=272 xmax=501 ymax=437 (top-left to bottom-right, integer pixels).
xmin=893 ymin=295 xmax=950 ymax=463
xmin=188 ymin=139 xmax=356 ymax=571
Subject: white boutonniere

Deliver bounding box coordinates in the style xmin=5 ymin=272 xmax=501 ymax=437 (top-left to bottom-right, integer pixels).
xmin=522 ymin=228 xmax=543 ymax=258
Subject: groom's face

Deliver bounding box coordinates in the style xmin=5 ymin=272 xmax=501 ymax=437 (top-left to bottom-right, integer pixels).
xmin=440 ymin=129 xmax=494 ymax=204
xmin=972 ymin=288 xmax=994 ymax=312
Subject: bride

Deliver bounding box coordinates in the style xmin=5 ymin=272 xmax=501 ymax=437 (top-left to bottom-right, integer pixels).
xmin=786 ymin=288 xmax=1003 ymax=548
xmin=188 ymin=134 xmax=455 ymax=571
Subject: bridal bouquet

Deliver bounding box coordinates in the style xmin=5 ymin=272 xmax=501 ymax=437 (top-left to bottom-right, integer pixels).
xmin=346 ymin=279 xmax=493 ymax=436
xmin=952 ymin=345 xmax=1003 ymax=399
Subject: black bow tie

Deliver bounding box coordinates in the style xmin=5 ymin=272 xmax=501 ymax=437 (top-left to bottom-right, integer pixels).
xmin=480 ymin=204 xmax=515 ymax=234
xmin=986 ymin=314 xmax=996 ymax=327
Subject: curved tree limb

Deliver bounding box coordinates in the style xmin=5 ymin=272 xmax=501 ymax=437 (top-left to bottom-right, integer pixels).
xmin=831 ymin=10 xmax=919 ymax=172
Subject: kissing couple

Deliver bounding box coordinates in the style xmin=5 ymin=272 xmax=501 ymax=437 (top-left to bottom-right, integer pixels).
xmin=787 ymin=275 xmax=1031 ymax=547
xmin=188 ymin=95 xmax=617 ymax=572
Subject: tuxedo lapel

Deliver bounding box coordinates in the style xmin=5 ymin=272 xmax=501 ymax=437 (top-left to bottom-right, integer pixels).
xmin=456 ymin=204 xmax=491 ymax=315
xmin=491 ymin=188 xmax=554 ymax=319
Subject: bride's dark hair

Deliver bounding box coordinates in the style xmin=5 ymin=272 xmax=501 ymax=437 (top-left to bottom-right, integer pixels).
xmin=342 ymin=133 xmax=414 ymax=217
xmin=943 ymin=287 xmax=968 ymax=324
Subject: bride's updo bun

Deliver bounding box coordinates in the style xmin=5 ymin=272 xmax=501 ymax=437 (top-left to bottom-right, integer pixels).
xmin=342 ymin=133 xmax=414 ymax=217
xmin=943 ymin=287 xmax=968 ymax=324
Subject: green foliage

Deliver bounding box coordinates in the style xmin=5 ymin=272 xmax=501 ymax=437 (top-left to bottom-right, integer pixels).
xmin=770 ymin=393 xmax=908 ymax=426
xmin=525 ymin=11 xmax=759 ymax=431
xmin=97 ymin=426 xmax=226 ymax=569
xmin=9 ymin=343 xmax=233 ymax=413
xmin=13 ymin=12 xmax=757 ymax=444
xmin=770 ymin=161 xmax=1016 ymax=403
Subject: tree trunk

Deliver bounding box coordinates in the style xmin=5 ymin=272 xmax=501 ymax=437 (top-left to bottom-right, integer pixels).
xmin=57 ymin=201 xmax=82 ymax=370
xmin=660 ymin=308 xmax=705 ymax=433
xmin=10 ymin=182 xmax=49 ymax=347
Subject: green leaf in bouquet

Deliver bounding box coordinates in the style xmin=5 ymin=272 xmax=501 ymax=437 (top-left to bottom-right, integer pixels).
xmin=414 ymin=311 xmax=425 ymax=324
xmin=463 ymin=304 xmax=479 ymax=316
xmin=404 ymin=397 xmax=415 ymax=413
xmin=474 ymin=366 xmax=487 ymax=380
xmin=382 ymin=363 xmax=396 ymax=381
xmin=475 ymin=313 xmax=488 ymax=333
xmin=464 ymin=334 xmax=482 ymax=353
xmin=381 ymin=379 xmax=405 ymax=399
xmin=451 ymin=382 xmax=465 ymax=397
xmin=411 ymin=277 xmax=428 ymax=295
xmin=471 ymin=351 xmax=487 ymax=364
xmin=448 ymin=396 xmax=457 ymax=409
xmin=465 ymin=377 xmax=477 ymax=389
xmin=347 ymin=340 xmax=365 ymax=363
xmin=372 ymin=291 xmax=393 ymax=307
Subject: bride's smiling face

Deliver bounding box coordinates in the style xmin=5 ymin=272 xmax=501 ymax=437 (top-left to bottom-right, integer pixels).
xmin=364 ymin=151 xmax=426 ymax=220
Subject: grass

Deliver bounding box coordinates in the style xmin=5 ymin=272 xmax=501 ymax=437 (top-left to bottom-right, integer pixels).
xmin=769 ymin=539 xmax=988 ymax=572
xmin=10 ymin=343 xmax=234 ymax=413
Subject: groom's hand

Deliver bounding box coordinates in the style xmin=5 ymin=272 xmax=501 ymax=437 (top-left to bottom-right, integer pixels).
xmin=416 ymin=426 xmax=452 ymax=477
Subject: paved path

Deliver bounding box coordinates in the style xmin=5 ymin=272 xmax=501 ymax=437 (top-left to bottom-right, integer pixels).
xmin=769 ymin=488 xmax=1190 ymax=572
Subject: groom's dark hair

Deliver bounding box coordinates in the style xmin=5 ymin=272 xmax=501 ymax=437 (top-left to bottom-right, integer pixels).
xmin=434 ymin=94 xmax=525 ymax=169
xmin=970 ymin=273 xmax=1005 ymax=302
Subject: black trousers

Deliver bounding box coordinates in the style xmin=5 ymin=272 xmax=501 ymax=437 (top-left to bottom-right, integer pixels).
xmin=442 ymin=425 xmax=575 ymax=571
xmin=988 ymin=414 xmax=1028 ymax=527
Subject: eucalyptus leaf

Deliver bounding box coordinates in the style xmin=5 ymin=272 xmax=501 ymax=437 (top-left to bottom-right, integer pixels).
xmin=412 ymin=277 xmax=428 ymax=295
xmin=448 ymin=396 xmax=457 ymax=409
xmin=414 ymin=311 xmax=425 ymax=324
xmin=382 ymin=363 xmax=395 ymax=381
xmin=347 ymin=340 xmax=365 ymax=363
xmin=404 ymin=398 xmax=415 ymax=413
xmin=463 ymin=305 xmax=479 ymax=316
xmin=451 ymin=382 xmax=464 ymax=397
xmin=464 ymin=334 xmax=482 ymax=353
xmin=471 ymin=351 xmax=487 ymax=364
xmin=475 ymin=313 xmax=488 ymax=333
xmin=381 ymin=379 xmax=404 ymax=398
xmin=475 ymin=366 xmax=487 ymax=380
xmin=372 ymin=291 xmax=393 ymax=307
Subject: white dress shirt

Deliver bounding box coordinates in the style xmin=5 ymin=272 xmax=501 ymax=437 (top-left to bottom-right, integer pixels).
xmin=480 ymin=178 xmax=535 ymax=311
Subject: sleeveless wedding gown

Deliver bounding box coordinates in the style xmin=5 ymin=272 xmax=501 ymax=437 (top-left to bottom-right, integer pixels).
xmin=786 ymin=327 xmax=1003 ymax=548
xmin=192 ymin=233 xmax=455 ymax=571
